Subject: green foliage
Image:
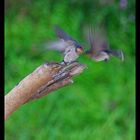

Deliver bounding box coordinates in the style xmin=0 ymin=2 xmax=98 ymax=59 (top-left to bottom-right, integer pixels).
xmin=5 ymin=0 xmax=135 ymax=140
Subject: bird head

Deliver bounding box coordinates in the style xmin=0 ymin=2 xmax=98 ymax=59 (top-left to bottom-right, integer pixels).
xmin=76 ymin=44 xmax=84 ymax=55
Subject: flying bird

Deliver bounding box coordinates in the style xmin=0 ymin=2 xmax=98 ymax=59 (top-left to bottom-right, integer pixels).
xmin=85 ymin=26 xmax=124 ymax=62
xmin=48 ymin=25 xmax=84 ymax=64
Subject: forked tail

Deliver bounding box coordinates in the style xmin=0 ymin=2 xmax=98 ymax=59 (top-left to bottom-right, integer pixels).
xmin=105 ymin=49 xmax=124 ymax=61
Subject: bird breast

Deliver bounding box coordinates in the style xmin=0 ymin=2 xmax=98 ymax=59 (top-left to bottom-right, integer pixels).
xmin=64 ymin=46 xmax=79 ymax=63
xmin=93 ymin=51 xmax=109 ymax=61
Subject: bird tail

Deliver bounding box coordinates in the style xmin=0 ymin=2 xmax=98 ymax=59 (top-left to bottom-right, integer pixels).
xmin=105 ymin=49 xmax=124 ymax=61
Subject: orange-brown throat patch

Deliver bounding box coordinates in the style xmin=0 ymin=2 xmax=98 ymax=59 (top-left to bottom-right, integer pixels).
xmin=76 ymin=48 xmax=83 ymax=55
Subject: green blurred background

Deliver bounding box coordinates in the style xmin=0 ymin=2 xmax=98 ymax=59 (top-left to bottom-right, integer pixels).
xmin=5 ymin=0 xmax=135 ymax=140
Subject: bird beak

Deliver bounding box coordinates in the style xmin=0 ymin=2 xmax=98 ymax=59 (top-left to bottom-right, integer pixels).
xmin=76 ymin=48 xmax=83 ymax=54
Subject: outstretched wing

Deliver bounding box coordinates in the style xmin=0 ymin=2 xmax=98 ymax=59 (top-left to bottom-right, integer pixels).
xmin=54 ymin=25 xmax=79 ymax=43
xmin=44 ymin=40 xmax=69 ymax=52
xmin=88 ymin=25 xmax=94 ymax=51
xmin=88 ymin=26 xmax=109 ymax=54
xmin=54 ymin=25 xmax=74 ymax=41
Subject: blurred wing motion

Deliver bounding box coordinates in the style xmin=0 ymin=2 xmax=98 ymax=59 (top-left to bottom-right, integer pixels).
xmin=86 ymin=26 xmax=124 ymax=61
xmin=54 ymin=25 xmax=75 ymax=42
xmin=45 ymin=40 xmax=69 ymax=52
xmin=45 ymin=25 xmax=84 ymax=64
xmin=46 ymin=25 xmax=77 ymax=52
xmin=104 ymin=49 xmax=124 ymax=61
xmin=88 ymin=26 xmax=109 ymax=54
xmin=54 ymin=25 xmax=83 ymax=49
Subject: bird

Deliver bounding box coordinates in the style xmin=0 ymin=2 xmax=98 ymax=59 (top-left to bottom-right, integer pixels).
xmin=47 ymin=25 xmax=84 ymax=65
xmin=85 ymin=26 xmax=124 ymax=62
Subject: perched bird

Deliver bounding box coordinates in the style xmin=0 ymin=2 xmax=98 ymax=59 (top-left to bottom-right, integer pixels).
xmin=85 ymin=26 xmax=124 ymax=62
xmin=48 ymin=26 xmax=84 ymax=64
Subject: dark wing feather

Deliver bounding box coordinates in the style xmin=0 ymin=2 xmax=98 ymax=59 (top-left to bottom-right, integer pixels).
xmin=88 ymin=25 xmax=94 ymax=51
xmin=54 ymin=25 xmax=83 ymax=50
xmin=89 ymin=27 xmax=109 ymax=53
xmin=54 ymin=25 xmax=75 ymax=41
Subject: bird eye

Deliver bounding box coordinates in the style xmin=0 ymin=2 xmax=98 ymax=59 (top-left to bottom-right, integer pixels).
xmin=79 ymin=46 xmax=84 ymax=50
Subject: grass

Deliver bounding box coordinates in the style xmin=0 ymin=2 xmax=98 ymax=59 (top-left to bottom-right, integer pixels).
xmin=5 ymin=0 xmax=135 ymax=140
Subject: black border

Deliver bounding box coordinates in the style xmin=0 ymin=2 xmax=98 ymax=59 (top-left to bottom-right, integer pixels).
xmin=1 ymin=0 xmax=4 ymax=139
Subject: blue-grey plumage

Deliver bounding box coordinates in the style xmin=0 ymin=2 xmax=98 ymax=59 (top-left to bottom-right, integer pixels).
xmin=54 ymin=25 xmax=83 ymax=50
xmin=53 ymin=25 xmax=84 ymax=64
xmin=85 ymin=26 xmax=124 ymax=62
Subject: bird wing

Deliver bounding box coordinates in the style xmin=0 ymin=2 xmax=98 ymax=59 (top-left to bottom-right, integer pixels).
xmin=44 ymin=39 xmax=73 ymax=52
xmin=88 ymin=26 xmax=109 ymax=54
xmin=45 ymin=25 xmax=78 ymax=53
xmin=54 ymin=25 xmax=75 ymax=41
xmin=45 ymin=40 xmax=69 ymax=52
xmin=54 ymin=25 xmax=81 ymax=47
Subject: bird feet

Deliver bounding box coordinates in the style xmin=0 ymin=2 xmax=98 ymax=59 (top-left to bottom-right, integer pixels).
xmin=60 ymin=60 xmax=78 ymax=65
